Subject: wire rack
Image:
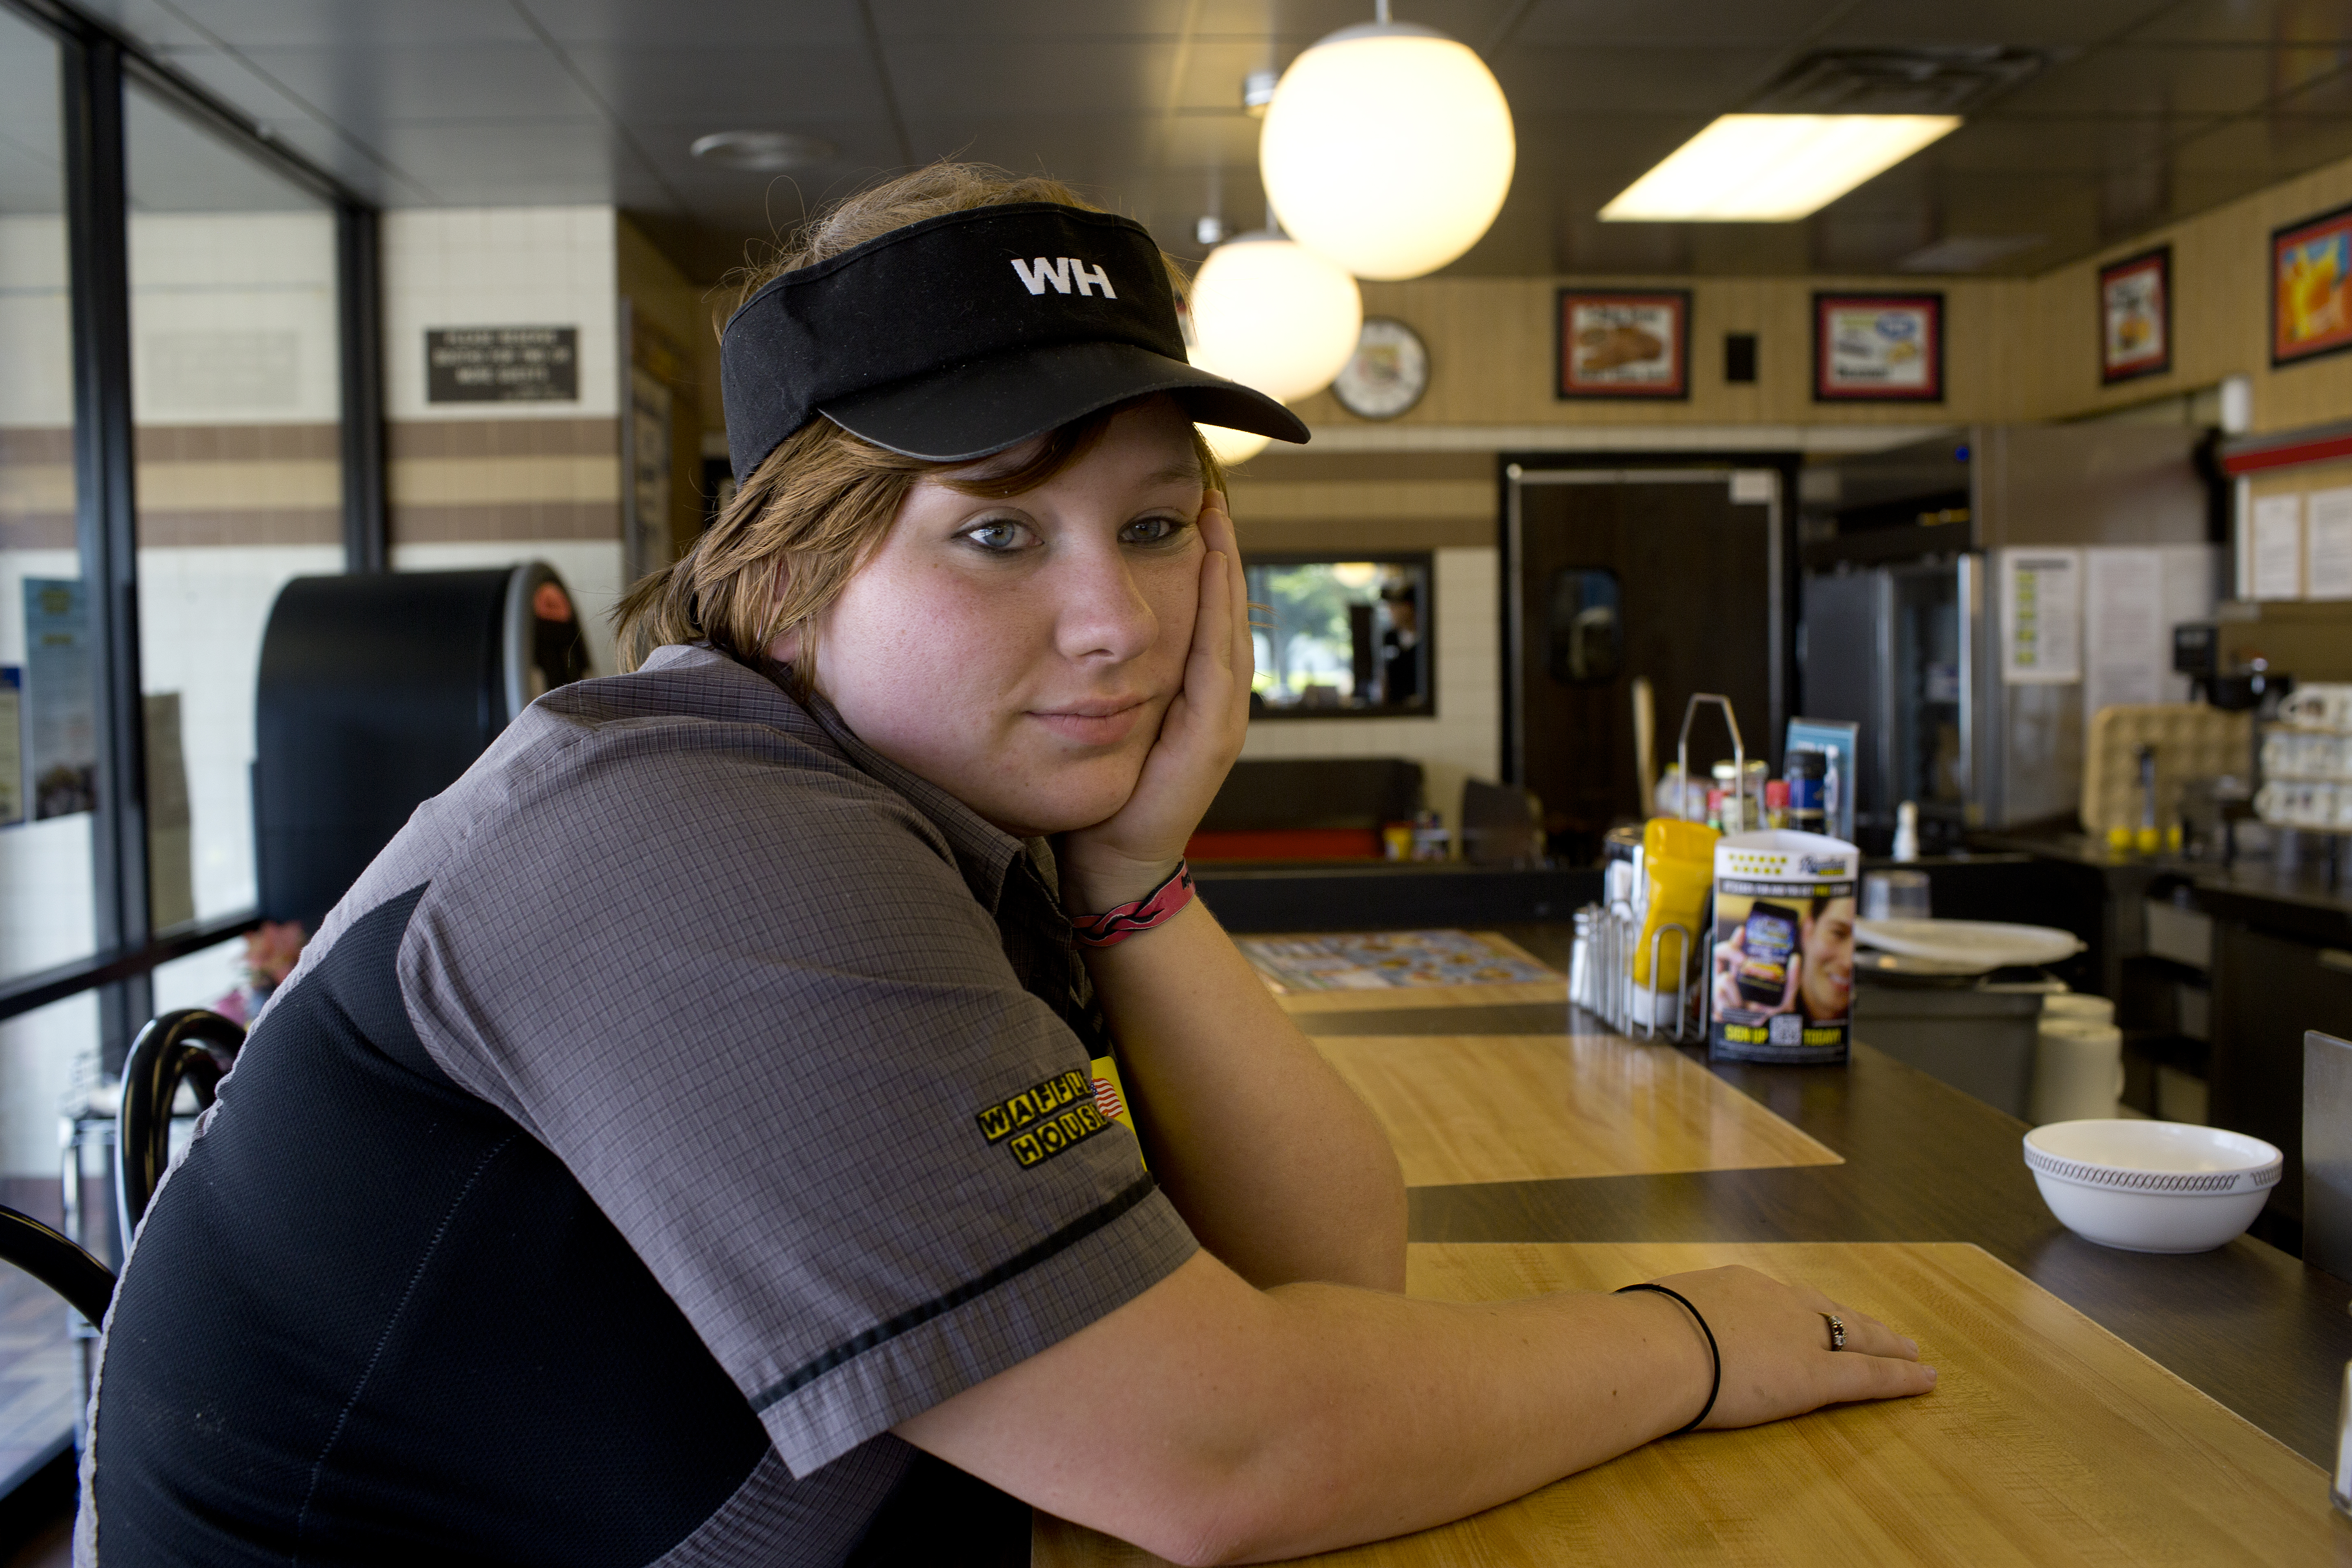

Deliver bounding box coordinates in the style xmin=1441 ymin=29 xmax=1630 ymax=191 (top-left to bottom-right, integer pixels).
xmin=1568 ymin=694 xmax=1743 ymax=1045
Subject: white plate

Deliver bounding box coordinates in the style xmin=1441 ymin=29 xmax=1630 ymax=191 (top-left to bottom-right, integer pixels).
xmin=1853 ymin=918 xmax=2085 ymax=968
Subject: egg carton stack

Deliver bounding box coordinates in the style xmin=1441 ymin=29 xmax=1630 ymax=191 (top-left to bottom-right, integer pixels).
xmin=2256 ymin=683 xmax=2352 ymax=833
xmin=2078 ymin=704 xmax=2250 ymax=839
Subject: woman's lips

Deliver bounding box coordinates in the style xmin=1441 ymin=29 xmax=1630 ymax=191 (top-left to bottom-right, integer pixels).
xmin=1028 ymin=700 xmax=1147 ymax=746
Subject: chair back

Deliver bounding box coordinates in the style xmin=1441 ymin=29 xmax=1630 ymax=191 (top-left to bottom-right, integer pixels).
xmin=116 ymin=1009 xmax=246 ymax=1247
xmin=2307 ymin=1031 xmax=2352 ymax=1283
xmin=1461 ymin=777 xmax=1545 ymax=866
xmin=0 ymin=1204 xmax=117 ymax=1325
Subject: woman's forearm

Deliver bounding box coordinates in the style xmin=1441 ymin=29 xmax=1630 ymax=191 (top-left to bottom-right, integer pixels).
xmin=1080 ymin=897 xmax=1406 ymax=1292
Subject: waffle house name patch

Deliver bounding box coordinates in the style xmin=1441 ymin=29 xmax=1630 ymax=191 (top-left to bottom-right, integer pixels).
xmin=976 ymin=1070 xmax=1111 ymax=1168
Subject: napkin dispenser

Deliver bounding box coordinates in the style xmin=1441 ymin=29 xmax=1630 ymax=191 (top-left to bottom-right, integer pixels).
xmin=1708 ymin=830 xmax=1861 ymax=1066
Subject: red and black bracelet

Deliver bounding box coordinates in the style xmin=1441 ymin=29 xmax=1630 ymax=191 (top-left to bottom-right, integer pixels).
xmin=1070 ymin=862 xmax=1194 ymax=949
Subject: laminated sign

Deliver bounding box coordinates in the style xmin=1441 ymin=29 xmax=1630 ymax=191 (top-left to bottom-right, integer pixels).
xmin=1708 ymin=830 xmax=1859 ymax=1066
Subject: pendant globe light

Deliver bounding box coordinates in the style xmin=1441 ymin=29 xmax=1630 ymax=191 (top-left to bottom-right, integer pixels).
xmin=1258 ymin=4 xmax=1515 ymax=280
xmin=1188 ymin=231 xmax=1363 ymax=405
xmin=1197 ymin=422 xmax=1275 ymax=466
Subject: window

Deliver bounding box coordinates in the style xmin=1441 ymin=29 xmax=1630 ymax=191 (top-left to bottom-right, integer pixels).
xmin=126 ymin=79 xmax=345 ymax=930
xmin=0 ymin=3 xmax=377 ymax=1227
xmin=0 ymin=6 xmax=92 ymax=986
xmin=1546 ymin=568 xmax=1622 ymax=685
xmin=1245 ymin=555 xmax=1433 ymax=717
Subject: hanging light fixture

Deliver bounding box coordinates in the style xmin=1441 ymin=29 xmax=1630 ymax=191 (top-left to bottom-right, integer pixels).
xmin=1196 ymin=423 xmax=1274 ymax=466
xmin=1258 ymin=3 xmax=1514 ymax=281
xmin=1188 ymin=231 xmax=1363 ymax=404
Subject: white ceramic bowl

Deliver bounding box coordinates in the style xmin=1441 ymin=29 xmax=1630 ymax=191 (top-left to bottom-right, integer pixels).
xmin=2022 ymin=1120 xmax=2281 ymax=1253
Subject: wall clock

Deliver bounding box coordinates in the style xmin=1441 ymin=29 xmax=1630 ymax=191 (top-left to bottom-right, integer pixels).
xmin=1331 ymin=316 xmax=1429 ymax=420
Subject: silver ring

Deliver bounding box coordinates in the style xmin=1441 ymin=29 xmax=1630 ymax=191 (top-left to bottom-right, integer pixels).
xmin=1822 ymin=1311 xmax=1846 ymax=1351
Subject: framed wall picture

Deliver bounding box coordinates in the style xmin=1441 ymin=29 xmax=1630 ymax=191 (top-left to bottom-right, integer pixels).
xmin=1556 ymin=289 xmax=1690 ymax=399
xmin=2099 ymin=246 xmax=2171 ymax=383
xmin=1813 ymin=291 xmax=1943 ymax=401
xmin=2272 ymin=201 xmax=2352 ymax=367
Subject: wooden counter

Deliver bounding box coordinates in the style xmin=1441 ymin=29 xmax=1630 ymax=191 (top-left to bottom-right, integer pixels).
xmin=1310 ymin=1033 xmax=1840 ymax=1185
xmin=1311 ymin=987 xmax=2352 ymax=1470
xmin=1033 ymin=920 xmax=2352 ymax=1564
xmin=1039 ymin=1241 xmax=2347 ymax=1567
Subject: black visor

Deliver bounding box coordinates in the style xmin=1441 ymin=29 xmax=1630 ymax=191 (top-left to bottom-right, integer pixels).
xmin=719 ymin=202 xmax=1310 ymax=481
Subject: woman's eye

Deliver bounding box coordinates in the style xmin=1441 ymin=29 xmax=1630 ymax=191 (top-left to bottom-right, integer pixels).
xmin=961 ymin=520 xmax=1033 ymax=552
xmin=1121 ymin=515 xmax=1183 ymax=545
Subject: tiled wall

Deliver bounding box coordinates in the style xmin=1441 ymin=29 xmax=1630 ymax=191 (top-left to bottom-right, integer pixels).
xmin=381 ymin=206 xmax=626 ymax=666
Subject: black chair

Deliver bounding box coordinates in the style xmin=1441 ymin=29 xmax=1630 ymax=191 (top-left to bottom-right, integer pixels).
xmin=115 ymin=1009 xmax=246 ymax=1249
xmin=0 ymin=1204 xmax=116 ymax=1327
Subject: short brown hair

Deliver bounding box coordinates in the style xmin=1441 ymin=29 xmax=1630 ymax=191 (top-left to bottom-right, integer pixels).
xmin=613 ymin=163 xmax=1225 ymax=683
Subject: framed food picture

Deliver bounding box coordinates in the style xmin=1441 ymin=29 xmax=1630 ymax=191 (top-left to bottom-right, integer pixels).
xmin=1556 ymin=289 xmax=1689 ymax=399
xmin=2099 ymin=246 xmax=2170 ymax=383
xmin=1813 ymin=292 xmax=1943 ymax=401
xmin=2272 ymin=202 xmax=2352 ymax=366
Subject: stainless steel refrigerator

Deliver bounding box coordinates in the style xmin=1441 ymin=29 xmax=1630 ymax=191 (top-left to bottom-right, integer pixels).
xmin=1800 ymin=424 xmax=2221 ymax=845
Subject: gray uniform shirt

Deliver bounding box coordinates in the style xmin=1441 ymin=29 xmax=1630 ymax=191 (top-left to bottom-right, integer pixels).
xmin=82 ymin=642 xmax=1197 ymax=1564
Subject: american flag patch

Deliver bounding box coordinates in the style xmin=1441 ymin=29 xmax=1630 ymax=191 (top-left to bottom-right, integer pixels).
xmin=1092 ymin=1076 xmax=1126 ymax=1122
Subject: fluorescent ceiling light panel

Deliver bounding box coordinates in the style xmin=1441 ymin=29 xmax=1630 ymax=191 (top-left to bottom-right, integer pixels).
xmin=1601 ymin=114 xmax=1960 ymax=222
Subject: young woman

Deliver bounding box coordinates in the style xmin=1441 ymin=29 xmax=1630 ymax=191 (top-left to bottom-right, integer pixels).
xmin=78 ymin=166 xmax=1929 ymax=1566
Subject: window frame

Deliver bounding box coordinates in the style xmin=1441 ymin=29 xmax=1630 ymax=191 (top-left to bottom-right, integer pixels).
xmin=0 ymin=0 xmax=384 ymax=1053
xmin=1243 ymin=549 xmax=1437 ymax=722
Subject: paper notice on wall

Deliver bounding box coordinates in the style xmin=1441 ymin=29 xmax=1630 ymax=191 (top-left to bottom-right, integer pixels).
xmin=2310 ymin=486 xmax=2352 ymax=600
xmin=22 ymin=581 xmax=95 ymax=820
xmin=2082 ymin=548 xmax=2165 ymax=722
xmin=2001 ymin=549 xmax=2082 ymax=684
xmin=2251 ymin=493 xmax=2304 ymax=599
xmin=0 ymin=668 xmax=22 ymax=828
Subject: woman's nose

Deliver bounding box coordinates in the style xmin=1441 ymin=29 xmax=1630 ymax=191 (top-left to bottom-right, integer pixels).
xmin=1051 ymin=541 xmax=1158 ymax=664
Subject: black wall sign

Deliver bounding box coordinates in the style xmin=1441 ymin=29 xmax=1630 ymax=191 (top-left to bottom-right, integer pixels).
xmin=425 ymin=326 xmax=579 ymax=403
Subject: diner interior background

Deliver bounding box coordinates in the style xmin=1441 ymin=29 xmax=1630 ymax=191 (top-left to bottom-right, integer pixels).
xmin=9 ymin=0 xmax=2352 ymax=1547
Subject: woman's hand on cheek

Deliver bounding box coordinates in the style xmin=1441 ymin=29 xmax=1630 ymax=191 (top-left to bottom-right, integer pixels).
xmin=1058 ymin=491 xmax=1250 ymax=913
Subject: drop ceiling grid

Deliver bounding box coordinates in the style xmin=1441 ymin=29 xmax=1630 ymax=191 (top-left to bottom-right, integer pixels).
xmin=20 ymin=0 xmax=2352 ymax=281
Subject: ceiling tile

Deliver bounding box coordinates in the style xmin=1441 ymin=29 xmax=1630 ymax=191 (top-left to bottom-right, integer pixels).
xmin=563 ymin=44 xmax=894 ymax=124
xmin=872 ymin=0 xmax=1196 ymax=37
xmin=157 ymin=0 xmax=537 ymax=48
xmin=884 ymin=38 xmax=1181 ymax=116
xmin=1490 ymin=45 xmax=1789 ymax=115
xmin=225 ymin=44 xmax=606 ymax=126
xmin=1510 ymin=0 xmax=1847 ymax=49
xmin=2167 ymin=109 xmax=2352 ymax=173
xmin=2128 ymin=0 xmax=2352 ymax=45
xmin=1987 ymin=41 xmax=2346 ymax=116
xmin=1820 ymin=0 xmax=2180 ymax=48
xmin=525 ymin=0 xmax=869 ymax=47
xmin=1924 ymin=114 xmax=2223 ymax=173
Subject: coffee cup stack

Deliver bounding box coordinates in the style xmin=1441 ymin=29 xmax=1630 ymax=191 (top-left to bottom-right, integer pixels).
xmin=2031 ymin=992 xmax=2124 ymax=1125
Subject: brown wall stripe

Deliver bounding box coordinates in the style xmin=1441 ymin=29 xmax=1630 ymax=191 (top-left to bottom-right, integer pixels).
xmin=391 ymin=500 xmax=620 ymax=544
xmin=138 ymin=509 xmax=343 ymax=548
xmin=1237 ymin=514 xmax=1495 ymax=552
xmin=0 ymin=427 xmax=73 ymax=464
xmin=133 ymin=423 xmax=342 ymax=462
xmin=1 ymin=515 xmax=74 ymax=551
xmin=388 ymin=417 xmax=619 ymax=459
xmin=1232 ymin=451 xmax=1497 ymax=483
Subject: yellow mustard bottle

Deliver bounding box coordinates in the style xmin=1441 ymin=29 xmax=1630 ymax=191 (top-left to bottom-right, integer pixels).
xmin=1632 ymin=817 xmax=1719 ymax=987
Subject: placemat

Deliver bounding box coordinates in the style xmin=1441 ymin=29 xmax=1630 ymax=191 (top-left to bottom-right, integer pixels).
xmin=1310 ymin=1033 xmax=1840 ymax=1185
xmin=1238 ymin=930 xmax=1564 ymax=1014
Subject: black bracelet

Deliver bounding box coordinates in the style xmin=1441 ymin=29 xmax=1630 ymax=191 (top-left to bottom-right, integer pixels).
xmin=1615 ymin=1283 xmax=1721 ymax=1435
